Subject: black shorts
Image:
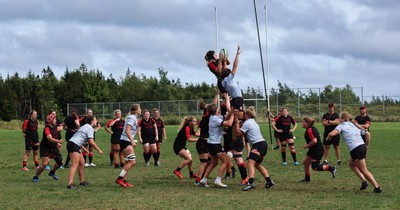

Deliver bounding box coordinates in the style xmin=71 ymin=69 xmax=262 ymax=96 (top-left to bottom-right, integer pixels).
xmin=274 ymin=130 xmax=279 ymax=138
xmin=40 ymin=145 xmax=63 ymax=165
xmin=25 ymin=139 xmax=39 ymax=151
xmin=111 ymin=137 xmax=120 ymax=145
xmin=173 ymin=145 xmax=186 ymax=155
xmin=230 ymin=139 xmax=244 ymax=152
xmin=231 ymin=97 xmax=244 ymax=112
xmin=307 ymin=145 xmax=324 ymax=161
xmin=196 ymin=138 xmax=208 ymax=154
xmin=67 ymin=141 xmax=81 ymax=153
xmin=223 ymin=135 xmax=232 ymax=151
xmin=142 ymin=136 xmax=156 ymax=144
xmin=208 ymin=143 xmax=224 ymax=156
xmin=252 ymin=141 xmax=267 ymax=156
xmin=120 ymin=140 xmax=132 ymax=152
xmin=278 ymin=132 xmax=293 ymax=142
xmin=323 ymin=134 xmax=340 ymax=146
xmin=350 ymin=144 xmax=367 ymax=161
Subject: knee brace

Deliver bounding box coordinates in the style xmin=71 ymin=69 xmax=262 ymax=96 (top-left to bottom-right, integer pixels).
xmin=288 ymin=143 xmax=295 ymax=147
xmin=248 ymin=152 xmax=260 ymax=162
xmin=207 ymin=157 xmax=212 ymax=162
xmin=281 ymin=143 xmax=287 ymax=147
xmin=311 ymin=161 xmax=320 ymax=169
xmin=200 ymin=158 xmax=208 ymax=163
xmin=124 ymin=154 xmax=136 ymax=161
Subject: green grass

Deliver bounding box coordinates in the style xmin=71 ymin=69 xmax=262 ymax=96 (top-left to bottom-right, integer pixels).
xmin=1 ymin=122 xmax=399 ymax=209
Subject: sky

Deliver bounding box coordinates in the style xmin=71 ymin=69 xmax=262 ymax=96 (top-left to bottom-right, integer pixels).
xmin=0 ymin=0 xmax=399 ymax=98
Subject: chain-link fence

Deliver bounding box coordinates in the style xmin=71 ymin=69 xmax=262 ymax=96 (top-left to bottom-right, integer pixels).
xmin=67 ymin=92 xmax=400 ymax=124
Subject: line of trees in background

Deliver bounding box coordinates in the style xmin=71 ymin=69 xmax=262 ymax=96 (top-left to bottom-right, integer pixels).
xmin=0 ymin=64 xmax=398 ymax=121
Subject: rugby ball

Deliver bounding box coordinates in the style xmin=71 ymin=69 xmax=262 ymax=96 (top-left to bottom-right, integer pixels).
xmin=219 ymin=48 xmax=228 ymax=59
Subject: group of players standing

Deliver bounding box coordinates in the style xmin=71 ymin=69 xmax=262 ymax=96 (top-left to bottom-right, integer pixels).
xmin=20 ymin=46 xmax=381 ymax=193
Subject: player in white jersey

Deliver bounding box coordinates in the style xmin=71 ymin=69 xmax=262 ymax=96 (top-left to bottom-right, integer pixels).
xmin=199 ymin=94 xmax=234 ymax=188
xmin=66 ymin=116 xmax=103 ymax=189
xmin=326 ymin=112 xmax=382 ymax=193
xmin=115 ymin=104 xmax=141 ymax=188
xmin=234 ymin=106 xmax=274 ymax=191
xmin=219 ymin=46 xmax=244 ymax=120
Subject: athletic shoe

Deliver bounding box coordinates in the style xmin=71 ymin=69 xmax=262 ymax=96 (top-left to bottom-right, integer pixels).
xmin=155 ymin=161 xmax=160 ymax=167
xmin=84 ymin=163 xmax=90 ymax=167
xmin=214 ymin=180 xmax=228 ymax=188
xmin=323 ymin=160 xmax=329 ymax=165
xmin=123 ymin=180 xmax=134 ymax=187
xmin=373 ymin=186 xmax=382 ymax=193
xmin=190 ymin=174 xmax=198 ymax=179
xmin=48 ymin=172 xmax=59 ymax=180
xmin=145 ymin=162 xmax=150 ymax=167
xmin=337 ymin=160 xmax=342 ymax=165
xmin=239 ymin=177 xmax=249 ymax=186
xmin=22 ymin=167 xmax=29 ymax=171
xmin=79 ymin=181 xmax=90 ymax=186
xmin=360 ymin=181 xmax=369 ymax=190
xmin=282 ymin=162 xmax=287 ymax=166
xmin=116 ymin=179 xmax=127 ymax=188
xmin=331 ymin=166 xmax=337 ymax=178
xmin=32 ymin=176 xmax=39 ymax=182
xmin=194 ymin=180 xmax=201 ymax=187
xmin=173 ymin=170 xmax=183 ymax=179
xmin=45 ymin=165 xmax=50 ymax=170
xmin=242 ymin=183 xmax=256 ymax=191
xmin=299 ymin=178 xmax=311 ymax=182
xmin=199 ymin=180 xmax=209 ymax=188
xmin=89 ymin=163 xmax=96 ymax=167
xmin=294 ymin=162 xmax=300 ymax=166
xmin=67 ymin=184 xmax=77 ymax=189
xmin=273 ymin=145 xmax=280 ymax=150
xmin=265 ymin=181 xmax=275 ymax=189
xmin=64 ymin=164 xmax=70 ymax=168
xmin=120 ymin=164 xmax=125 ymax=168
xmin=59 ymin=165 xmax=64 ymax=169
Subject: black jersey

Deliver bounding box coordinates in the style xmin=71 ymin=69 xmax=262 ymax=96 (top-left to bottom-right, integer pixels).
xmin=322 ymin=112 xmax=340 ymax=134
xmin=153 ymin=118 xmax=165 ymax=140
xmin=22 ymin=118 xmax=39 ymax=141
xmin=304 ymin=126 xmax=323 ymax=150
xmin=355 ymin=115 xmax=371 ymax=131
xmin=63 ymin=114 xmax=79 ymax=131
xmin=138 ymin=118 xmax=156 ymax=138
xmin=274 ymin=115 xmax=296 ymax=134
xmin=41 ymin=125 xmax=59 ymax=148
xmin=106 ymin=118 xmax=125 ymax=141
xmin=198 ymin=112 xmax=211 ymax=138
xmin=174 ymin=124 xmax=195 ymax=149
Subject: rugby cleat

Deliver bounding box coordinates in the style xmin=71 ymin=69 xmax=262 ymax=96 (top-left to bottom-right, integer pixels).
xmin=360 ymin=181 xmax=369 ymax=190
xmin=214 ymin=180 xmax=228 ymax=188
xmin=48 ymin=172 xmax=59 ymax=180
xmin=116 ymin=178 xmax=127 ymax=188
xmin=242 ymin=183 xmax=256 ymax=191
xmin=265 ymin=181 xmax=275 ymax=189
xmin=80 ymin=181 xmax=90 ymax=186
xmin=123 ymin=180 xmax=134 ymax=187
xmin=331 ymin=166 xmax=337 ymax=178
xmin=173 ymin=170 xmax=183 ymax=179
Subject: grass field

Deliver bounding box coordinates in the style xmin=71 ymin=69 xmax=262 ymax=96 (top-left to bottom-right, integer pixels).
xmin=0 ymin=122 xmax=399 ymax=209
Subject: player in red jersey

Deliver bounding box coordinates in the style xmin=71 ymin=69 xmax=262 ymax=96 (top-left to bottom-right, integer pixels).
xmin=138 ymin=109 xmax=158 ymax=166
xmin=152 ymin=108 xmax=167 ymax=166
xmin=272 ymin=107 xmax=299 ymax=166
xmin=21 ymin=110 xmax=40 ymax=171
xmin=105 ymin=109 xmax=125 ymax=168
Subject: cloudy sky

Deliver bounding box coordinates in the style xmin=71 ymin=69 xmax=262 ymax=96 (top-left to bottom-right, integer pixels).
xmin=1 ymin=0 xmax=399 ymax=97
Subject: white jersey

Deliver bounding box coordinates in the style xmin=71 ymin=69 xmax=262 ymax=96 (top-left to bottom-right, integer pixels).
xmin=120 ymin=114 xmax=138 ymax=142
xmin=335 ymin=121 xmax=364 ymax=151
xmin=69 ymin=124 xmax=95 ymax=147
xmin=221 ymin=73 xmax=242 ymax=98
xmin=208 ymin=115 xmax=224 ymax=144
xmin=240 ymin=118 xmax=265 ymax=145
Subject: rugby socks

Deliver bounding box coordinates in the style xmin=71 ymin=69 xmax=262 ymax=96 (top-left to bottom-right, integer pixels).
xmin=82 ymin=152 xmax=88 ymax=163
xmin=153 ymin=151 xmax=160 ymax=163
xmin=88 ymin=153 xmax=93 ymax=164
xmin=143 ymin=152 xmax=151 ymax=163
xmin=109 ymin=152 xmax=114 ymax=164
xmin=291 ymin=151 xmax=297 ymax=162
xmin=189 ymin=171 xmax=194 ymax=176
xmin=34 ymin=160 xmax=39 ymax=167
xmin=118 ymin=169 xmax=127 ymax=179
xmin=281 ymin=147 xmax=287 ymax=162
xmin=304 ymin=174 xmax=311 ymax=181
xmin=23 ymin=161 xmax=27 ymax=168
xmin=237 ymin=162 xmax=247 ymax=180
xmin=265 ymin=177 xmax=272 ymax=183
xmin=249 ymin=177 xmax=255 ymax=184
xmin=175 ymin=167 xmax=182 ymax=172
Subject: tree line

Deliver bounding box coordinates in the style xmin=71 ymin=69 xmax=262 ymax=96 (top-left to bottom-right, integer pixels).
xmin=0 ymin=64 xmax=397 ymax=121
